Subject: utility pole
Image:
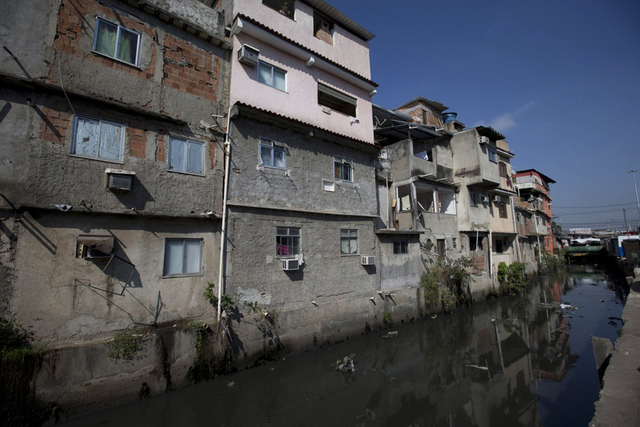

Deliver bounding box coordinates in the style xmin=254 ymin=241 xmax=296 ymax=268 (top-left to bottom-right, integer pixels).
xmin=628 ymin=170 xmax=640 ymax=222
xmin=624 ymin=208 xmax=629 ymax=233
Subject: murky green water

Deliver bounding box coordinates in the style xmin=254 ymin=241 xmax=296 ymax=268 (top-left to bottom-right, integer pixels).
xmin=61 ymin=266 xmax=624 ymax=426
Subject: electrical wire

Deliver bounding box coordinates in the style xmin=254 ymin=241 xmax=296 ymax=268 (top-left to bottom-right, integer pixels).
xmin=552 ymin=202 xmax=637 ymax=209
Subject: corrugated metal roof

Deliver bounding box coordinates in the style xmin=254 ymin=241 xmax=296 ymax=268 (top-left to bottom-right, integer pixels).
xmin=476 ymin=126 xmax=506 ymax=141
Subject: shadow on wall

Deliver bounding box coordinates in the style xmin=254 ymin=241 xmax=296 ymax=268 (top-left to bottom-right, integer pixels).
xmin=112 ymin=177 xmax=155 ymax=211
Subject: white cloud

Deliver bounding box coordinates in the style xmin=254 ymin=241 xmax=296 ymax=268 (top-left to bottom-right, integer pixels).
xmin=482 ymin=102 xmax=534 ymax=133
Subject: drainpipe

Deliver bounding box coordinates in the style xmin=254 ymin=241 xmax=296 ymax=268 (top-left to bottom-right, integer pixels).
xmin=217 ymin=105 xmax=233 ymax=321
xmin=488 ymin=223 xmax=494 ymax=292
xmin=510 ymin=196 xmax=521 ymax=262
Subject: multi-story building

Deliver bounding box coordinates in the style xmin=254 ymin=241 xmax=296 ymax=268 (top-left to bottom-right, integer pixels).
xmin=221 ymin=0 xmax=384 ymax=355
xmin=372 ymin=98 xmax=459 ymax=289
xmin=488 ymin=138 xmax=518 ymax=268
xmin=0 ymin=0 xmax=230 ymax=410
xmin=450 ymin=126 xmax=517 ymax=293
xmin=513 ymin=169 xmax=556 ymax=255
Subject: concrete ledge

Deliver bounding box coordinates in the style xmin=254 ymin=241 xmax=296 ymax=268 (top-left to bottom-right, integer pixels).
xmin=590 ymin=279 xmax=640 ymax=426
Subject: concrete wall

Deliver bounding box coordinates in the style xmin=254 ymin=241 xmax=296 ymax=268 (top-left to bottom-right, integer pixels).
xmin=9 ymin=212 xmax=219 ymax=342
xmin=451 ymin=128 xmax=500 ymax=187
xmin=232 ymin=0 xmax=372 ymax=79
xmin=228 ymin=112 xmax=378 ymax=216
xmin=230 ymin=33 xmax=374 ymax=142
xmin=377 ymin=233 xmax=422 ymax=290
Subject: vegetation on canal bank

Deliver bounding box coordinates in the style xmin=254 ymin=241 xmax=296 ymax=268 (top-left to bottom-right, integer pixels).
xmin=421 ymin=257 xmax=472 ymax=314
xmin=0 ymin=317 xmax=49 ymax=426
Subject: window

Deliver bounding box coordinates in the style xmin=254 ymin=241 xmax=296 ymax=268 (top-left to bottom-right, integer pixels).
xmin=93 ymin=18 xmax=140 ymax=66
xmin=439 ymin=191 xmax=457 ymax=215
xmin=393 ymin=241 xmax=408 ymax=254
xmin=436 ymin=239 xmax=446 ymax=256
xmin=276 ymin=227 xmax=300 ymax=256
xmin=318 ymin=83 xmax=357 ymax=117
xmin=495 ymin=239 xmax=504 ymax=253
xmin=334 ymin=157 xmax=353 ymax=182
xmin=340 ymin=229 xmax=358 ymax=255
xmin=71 ymin=116 xmax=124 ymax=162
xmin=469 ymin=190 xmax=477 ymax=207
xmin=258 ymin=61 xmax=286 ymax=91
xmin=470 ymin=236 xmax=483 ymax=251
xmin=517 ymin=212 xmax=523 ymax=224
xmin=499 ymin=162 xmax=508 ymax=178
xmin=259 ymin=138 xmax=286 ymax=169
xmin=262 ymin=0 xmax=295 ymax=19
xmin=163 ymin=238 xmax=202 ymax=276
xmin=169 ymin=137 xmax=204 ymax=175
xmin=498 ymin=202 xmax=508 ymax=219
xmin=488 ymin=146 xmax=497 ymax=163
xmin=314 ymin=13 xmax=333 ymax=45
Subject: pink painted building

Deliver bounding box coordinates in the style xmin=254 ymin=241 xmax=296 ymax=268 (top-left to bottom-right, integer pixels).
xmin=513 ymin=169 xmax=556 ymax=255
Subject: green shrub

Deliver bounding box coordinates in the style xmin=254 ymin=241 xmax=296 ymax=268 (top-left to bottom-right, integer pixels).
xmin=105 ymin=328 xmax=149 ymax=363
xmin=498 ymin=261 xmax=528 ymax=294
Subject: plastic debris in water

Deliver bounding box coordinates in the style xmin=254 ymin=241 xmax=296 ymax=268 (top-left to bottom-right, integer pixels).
xmin=335 ymin=353 xmax=356 ymax=372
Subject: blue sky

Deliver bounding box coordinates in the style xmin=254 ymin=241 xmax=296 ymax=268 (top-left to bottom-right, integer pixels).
xmin=329 ymin=0 xmax=640 ymax=231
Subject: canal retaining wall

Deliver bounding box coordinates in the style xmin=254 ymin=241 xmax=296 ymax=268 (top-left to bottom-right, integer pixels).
xmin=590 ymin=269 xmax=640 ymax=426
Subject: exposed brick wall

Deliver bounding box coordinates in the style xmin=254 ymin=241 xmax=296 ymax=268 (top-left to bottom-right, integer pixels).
xmin=38 ymin=100 xmax=73 ymax=145
xmin=51 ymin=0 xmax=157 ymax=81
xmin=162 ymin=34 xmax=221 ymax=101
xmin=50 ymin=0 xmax=224 ymax=104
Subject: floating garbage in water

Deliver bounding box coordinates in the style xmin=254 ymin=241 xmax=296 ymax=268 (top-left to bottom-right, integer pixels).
xmin=383 ymin=331 xmax=398 ymax=339
xmin=560 ymin=303 xmax=578 ymax=310
xmin=335 ymin=353 xmax=356 ymax=372
xmin=227 ymin=381 xmax=235 ymax=387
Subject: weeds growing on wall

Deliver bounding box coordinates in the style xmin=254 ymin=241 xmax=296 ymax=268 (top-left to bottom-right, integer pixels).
xmin=105 ymin=328 xmax=149 ymax=363
xmin=421 ymin=257 xmax=472 ymax=313
xmin=497 ymin=262 xmax=529 ymax=295
xmin=541 ymin=252 xmax=564 ymax=270
xmin=383 ymin=311 xmax=393 ymax=326
xmin=185 ymin=321 xmax=218 ymax=383
xmin=0 ymin=317 xmax=48 ymax=425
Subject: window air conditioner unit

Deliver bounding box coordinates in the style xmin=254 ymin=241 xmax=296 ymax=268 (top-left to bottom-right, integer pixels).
xmin=361 ymin=255 xmax=375 ymax=266
xmin=493 ymin=195 xmax=502 ymax=203
xmin=238 ymin=44 xmax=259 ymax=67
xmin=105 ymin=169 xmax=135 ymax=191
xmin=479 ymin=136 xmax=490 ymax=144
xmin=480 ymin=196 xmax=489 ymax=203
xmin=76 ymin=235 xmax=115 ymax=259
xmin=282 ymin=259 xmax=300 ymax=271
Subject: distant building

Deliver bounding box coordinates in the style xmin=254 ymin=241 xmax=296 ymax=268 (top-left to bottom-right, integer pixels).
xmin=513 ymin=169 xmax=556 ymax=255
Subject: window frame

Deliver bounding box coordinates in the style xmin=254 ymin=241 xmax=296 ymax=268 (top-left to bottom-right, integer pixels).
xmin=276 ymin=226 xmax=300 ymax=257
xmin=162 ymin=238 xmax=203 ymax=277
xmin=257 ymin=61 xmax=287 ymax=92
xmin=499 ymin=161 xmax=508 ymax=178
xmin=340 ymin=229 xmax=359 ymax=255
xmin=334 ymin=156 xmax=353 ymax=182
xmin=259 ymin=137 xmax=286 ymax=169
xmin=469 ymin=190 xmax=477 ymax=207
xmin=498 ymin=202 xmax=508 ymax=219
xmin=92 ymin=17 xmax=141 ymax=67
xmin=393 ymin=241 xmax=408 ymax=255
xmin=168 ymin=136 xmax=205 ymax=176
xmin=488 ymin=146 xmax=497 ymax=163
xmin=262 ymin=0 xmax=295 ymax=20
xmin=318 ymin=83 xmax=357 ymax=117
xmin=70 ymin=115 xmax=125 ymax=163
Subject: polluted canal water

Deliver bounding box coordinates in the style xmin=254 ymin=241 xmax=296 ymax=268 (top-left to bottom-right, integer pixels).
xmin=62 ymin=266 xmax=624 ymax=426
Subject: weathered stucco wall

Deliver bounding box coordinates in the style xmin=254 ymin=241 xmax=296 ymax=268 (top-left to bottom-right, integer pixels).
xmin=228 ymin=113 xmax=378 ymax=216
xmin=230 ymin=33 xmax=374 ymax=143
xmin=377 ymin=234 xmax=422 ymax=290
xmin=11 ymin=212 xmax=219 ymax=342
xmin=232 ymin=0 xmax=372 ymax=79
